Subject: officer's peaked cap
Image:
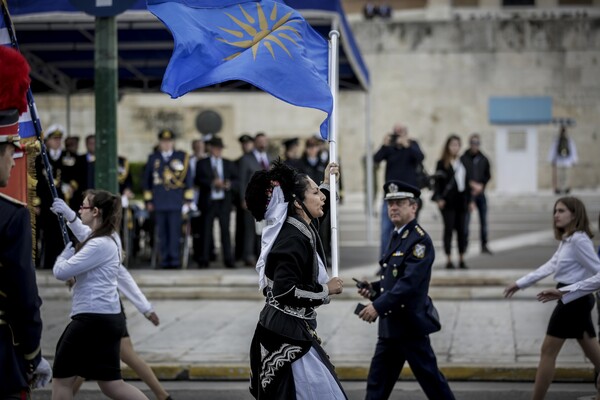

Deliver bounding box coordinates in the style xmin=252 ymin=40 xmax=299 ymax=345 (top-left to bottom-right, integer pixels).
xmin=383 ymin=180 xmax=420 ymax=201
xmin=45 ymin=123 xmax=65 ymax=139
xmin=158 ymin=129 xmax=175 ymax=140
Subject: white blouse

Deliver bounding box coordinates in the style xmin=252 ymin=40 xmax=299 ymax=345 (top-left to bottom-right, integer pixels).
xmin=53 ymin=219 xmax=122 ymax=316
xmin=516 ymin=231 xmax=600 ymax=290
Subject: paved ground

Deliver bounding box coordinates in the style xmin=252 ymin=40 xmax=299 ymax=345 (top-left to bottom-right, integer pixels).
xmin=33 ymin=189 xmax=600 ymax=397
xmin=31 ymin=381 xmax=600 ymax=400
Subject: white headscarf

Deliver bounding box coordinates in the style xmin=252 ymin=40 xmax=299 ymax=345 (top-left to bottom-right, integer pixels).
xmin=256 ymin=186 xmax=288 ymax=291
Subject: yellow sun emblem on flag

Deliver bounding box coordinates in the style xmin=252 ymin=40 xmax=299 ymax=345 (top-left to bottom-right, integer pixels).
xmin=218 ymin=3 xmax=301 ymax=61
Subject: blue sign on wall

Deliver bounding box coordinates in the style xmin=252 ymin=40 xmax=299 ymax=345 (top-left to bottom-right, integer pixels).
xmin=489 ymin=96 xmax=553 ymax=125
xmin=69 ymin=0 xmax=138 ymax=17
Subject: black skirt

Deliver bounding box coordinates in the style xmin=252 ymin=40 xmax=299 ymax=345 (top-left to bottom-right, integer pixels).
xmin=547 ymin=284 xmax=596 ymax=339
xmin=53 ymin=312 xmax=125 ymax=381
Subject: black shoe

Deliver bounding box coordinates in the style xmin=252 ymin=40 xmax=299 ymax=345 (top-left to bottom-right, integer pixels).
xmin=459 ymin=261 xmax=468 ymax=269
xmin=481 ymin=245 xmax=493 ymax=255
xmin=197 ymin=261 xmax=209 ymax=269
xmin=554 ymin=189 xmax=561 ymax=195
xmin=445 ymin=262 xmax=455 ymax=269
xmin=224 ymin=261 xmax=236 ymax=269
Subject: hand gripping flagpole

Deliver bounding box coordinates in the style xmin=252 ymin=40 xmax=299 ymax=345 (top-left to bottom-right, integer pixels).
xmin=328 ymin=30 xmax=340 ymax=277
xmin=1 ymin=1 xmax=70 ymax=245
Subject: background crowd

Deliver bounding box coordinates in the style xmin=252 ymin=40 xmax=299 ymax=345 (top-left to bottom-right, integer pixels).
xmin=32 ymin=127 xmax=338 ymax=271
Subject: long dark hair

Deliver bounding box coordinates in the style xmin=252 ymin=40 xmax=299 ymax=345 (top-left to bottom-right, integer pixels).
xmin=75 ymin=189 xmax=122 ymax=253
xmin=245 ymin=159 xmax=311 ymax=221
xmin=553 ymin=196 xmax=593 ymax=240
xmin=440 ymin=134 xmax=461 ymax=169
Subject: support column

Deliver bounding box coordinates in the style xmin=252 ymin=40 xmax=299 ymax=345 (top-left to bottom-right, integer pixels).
xmin=94 ymin=16 xmax=118 ymax=193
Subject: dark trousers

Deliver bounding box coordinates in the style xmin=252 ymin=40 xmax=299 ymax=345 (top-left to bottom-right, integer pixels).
xmin=441 ymin=204 xmax=468 ymax=255
xmin=200 ymin=200 xmax=233 ymax=265
xmin=155 ymin=210 xmax=182 ymax=268
xmin=1 ymin=392 xmax=30 ymax=400
xmin=465 ymin=193 xmax=488 ymax=247
xmin=366 ymin=336 xmax=455 ymax=400
xmin=242 ymin=209 xmax=259 ymax=262
xmin=38 ymin=209 xmax=66 ymax=269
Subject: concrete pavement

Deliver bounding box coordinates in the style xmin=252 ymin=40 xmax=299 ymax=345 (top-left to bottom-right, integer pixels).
xmin=35 ymin=190 xmax=600 ymax=389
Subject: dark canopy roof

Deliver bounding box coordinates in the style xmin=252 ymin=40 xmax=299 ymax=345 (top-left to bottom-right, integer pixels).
xmin=9 ymin=0 xmax=369 ymax=94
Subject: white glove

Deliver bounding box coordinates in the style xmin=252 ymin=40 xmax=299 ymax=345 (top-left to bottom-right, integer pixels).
xmin=58 ymin=242 xmax=75 ymax=261
xmin=189 ymin=202 xmax=198 ymax=212
xmin=50 ymin=198 xmax=76 ymax=222
xmin=121 ymin=194 xmax=129 ymax=209
xmin=181 ymin=203 xmax=190 ymax=215
xmin=30 ymin=357 xmax=52 ymax=389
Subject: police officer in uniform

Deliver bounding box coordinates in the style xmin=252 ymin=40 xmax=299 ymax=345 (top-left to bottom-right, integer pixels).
xmin=0 ymin=45 xmax=51 ymax=397
xmin=143 ymin=129 xmax=193 ymax=269
xmin=357 ymin=181 xmax=455 ymax=400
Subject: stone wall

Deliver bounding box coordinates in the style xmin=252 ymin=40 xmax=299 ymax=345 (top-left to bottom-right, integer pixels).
xmin=34 ymin=14 xmax=600 ymax=193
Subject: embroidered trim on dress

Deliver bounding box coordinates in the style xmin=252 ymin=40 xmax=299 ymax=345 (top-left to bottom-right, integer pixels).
xmin=260 ymin=343 xmax=303 ymax=389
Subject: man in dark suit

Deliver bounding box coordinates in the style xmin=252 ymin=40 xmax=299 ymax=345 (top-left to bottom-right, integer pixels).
xmin=195 ymin=137 xmax=237 ymax=268
xmin=357 ymin=181 xmax=455 ymax=400
xmin=237 ymin=132 xmax=273 ymax=266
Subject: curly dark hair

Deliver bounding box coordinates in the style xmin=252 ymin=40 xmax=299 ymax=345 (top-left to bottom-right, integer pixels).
xmin=245 ymin=159 xmax=310 ymax=221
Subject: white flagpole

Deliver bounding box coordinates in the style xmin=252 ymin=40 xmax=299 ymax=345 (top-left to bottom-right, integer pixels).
xmin=328 ymin=30 xmax=340 ymax=277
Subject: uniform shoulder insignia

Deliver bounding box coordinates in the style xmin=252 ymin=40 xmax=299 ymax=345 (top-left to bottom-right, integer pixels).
xmin=0 ymin=192 xmax=26 ymax=207
xmin=413 ymin=243 xmax=426 ymax=259
xmin=415 ymin=225 xmax=425 ymax=237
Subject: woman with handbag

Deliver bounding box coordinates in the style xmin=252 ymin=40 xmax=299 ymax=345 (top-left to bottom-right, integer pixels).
xmin=505 ymin=197 xmax=600 ymax=400
xmin=432 ymin=134 xmax=471 ymax=269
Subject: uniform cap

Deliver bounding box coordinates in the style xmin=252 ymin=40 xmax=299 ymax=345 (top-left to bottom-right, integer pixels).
xmin=158 ymin=129 xmax=175 ymax=140
xmin=383 ymin=180 xmax=420 ymax=201
xmin=45 ymin=123 xmax=65 ymax=139
xmin=0 ymin=109 xmax=21 ymax=149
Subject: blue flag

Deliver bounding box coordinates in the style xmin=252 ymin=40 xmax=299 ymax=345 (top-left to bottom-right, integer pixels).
xmin=147 ymin=0 xmax=332 ymax=138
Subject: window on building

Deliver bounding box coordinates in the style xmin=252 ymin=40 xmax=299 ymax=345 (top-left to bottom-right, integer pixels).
xmin=453 ymin=0 xmax=479 ymax=6
xmin=558 ymin=0 xmax=592 ymax=5
xmin=452 ymin=0 xmax=479 ymax=7
xmin=502 ymin=0 xmax=535 ymax=6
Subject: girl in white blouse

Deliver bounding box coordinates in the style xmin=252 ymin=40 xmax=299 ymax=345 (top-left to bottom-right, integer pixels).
xmin=51 ymin=190 xmax=148 ymax=400
xmin=504 ymin=197 xmax=600 ymax=400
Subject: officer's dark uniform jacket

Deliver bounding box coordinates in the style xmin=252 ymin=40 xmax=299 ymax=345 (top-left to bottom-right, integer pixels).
xmin=0 ymin=194 xmax=43 ymax=395
xmin=249 ymin=186 xmax=347 ymax=399
xmin=143 ymin=150 xmax=194 ymax=210
xmin=371 ymin=218 xmax=441 ymax=338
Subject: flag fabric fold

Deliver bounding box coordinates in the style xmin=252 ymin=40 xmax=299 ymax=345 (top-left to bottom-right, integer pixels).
xmin=0 ymin=6 xmax=38 ymax=140
xmin=147 ymin=0 xmax=332 ymax=138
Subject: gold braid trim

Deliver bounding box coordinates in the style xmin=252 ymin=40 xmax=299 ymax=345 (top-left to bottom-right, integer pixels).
xmin=166 ymin=151 xmax=190 ymax=189
xmin=118 ymin=158 xmax=129 ymax=184
xmin=24 ymin=138 xmax=40 ymax=262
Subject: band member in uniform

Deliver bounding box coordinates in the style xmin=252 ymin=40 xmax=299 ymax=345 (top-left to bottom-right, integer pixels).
xmin=70 ymin=134 xmax=96 ymax=212
xmin=195 ymin=137 xmax=237 ymax=268
xmin=0 ymin=45 xmax=51 ymax=398
xmin=247 ymin=160 xmax=346 ymax=399
xmin=143 ymin=129 xmax=193 ymax=269
xmin=35 ymin=124 xmax=75 ymax=269
xmin=357 ymin=181 xmax=455 ymax=400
